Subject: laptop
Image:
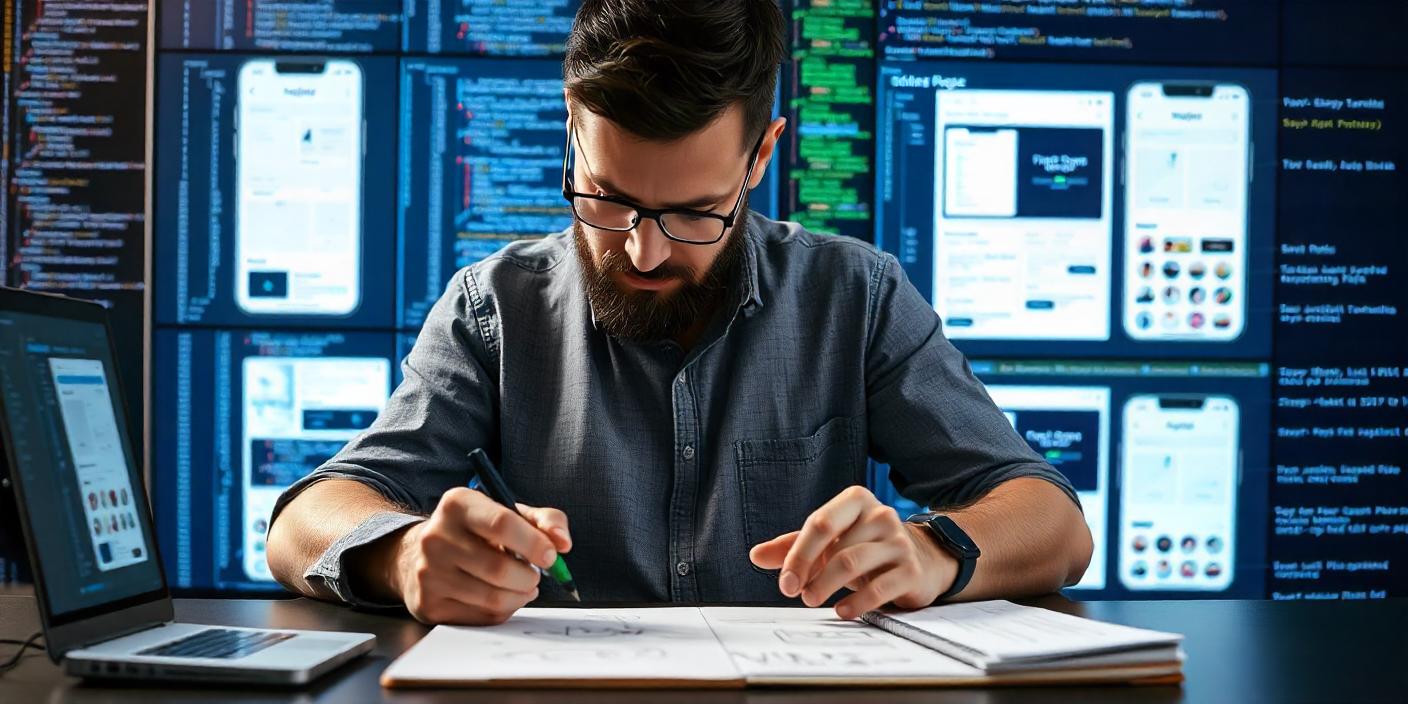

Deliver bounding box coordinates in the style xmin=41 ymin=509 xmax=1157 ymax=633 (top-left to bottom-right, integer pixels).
xmin=0 ymin=287 xmax=374 ymax=684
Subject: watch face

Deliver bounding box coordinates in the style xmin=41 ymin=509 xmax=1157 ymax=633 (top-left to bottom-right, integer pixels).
xmin=933 ymin=516 xmax=980 ymax=557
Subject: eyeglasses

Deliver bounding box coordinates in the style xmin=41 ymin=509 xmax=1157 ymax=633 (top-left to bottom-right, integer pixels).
xmin=561 ymin=121 xmax=766 ymax=246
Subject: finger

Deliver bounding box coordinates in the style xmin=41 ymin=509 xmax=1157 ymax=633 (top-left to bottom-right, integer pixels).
xmin=422 ymin=571 xmax=539 ymax=625
xmin=456 ymin=493 xmax=558 ymax=569
xmin=801 ymin=539 xmax=903 ymax=608
xmin=800 ymin=510 xmax=896 ymax=587
xmin=835 ymin=566 xmax=913 ymax=620
xmin=518 ymin=504 xmax=573 ymax=552
xmin=421 ymin=530 xmax=540 ymax=592
xmin=779 ymin=487 xmax=873 ymax=597
xmin=749 ymin=531 xmax=800 ymax=569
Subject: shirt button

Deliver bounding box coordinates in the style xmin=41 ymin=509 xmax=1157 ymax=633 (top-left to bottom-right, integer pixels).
xmin=676 ymin=561 xmax=691 ymax=576
xmin=682 ymin=445 xmax=695 ymax=460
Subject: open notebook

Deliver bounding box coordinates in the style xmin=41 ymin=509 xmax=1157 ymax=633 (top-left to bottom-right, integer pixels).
xmin=381 ymin=600 xmax=1184 ymax=689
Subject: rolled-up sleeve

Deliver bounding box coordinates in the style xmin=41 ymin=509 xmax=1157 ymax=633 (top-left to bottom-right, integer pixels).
xmin=267 ymin=266 xmax=499 ymax=605
xmin=863 ymin=253 xmax=1080 ymax=512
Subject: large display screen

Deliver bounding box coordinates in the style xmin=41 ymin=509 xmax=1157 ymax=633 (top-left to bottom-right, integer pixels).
xmin=11 ymin=1 xmax=1388 ymax=598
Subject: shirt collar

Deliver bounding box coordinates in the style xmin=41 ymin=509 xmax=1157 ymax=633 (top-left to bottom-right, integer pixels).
xmin=735 ymin=211 xmax=765 ymax=315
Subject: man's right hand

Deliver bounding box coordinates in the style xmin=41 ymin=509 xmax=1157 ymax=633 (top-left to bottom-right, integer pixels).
xmin=382 ymin=487 xmax=571 ymax=625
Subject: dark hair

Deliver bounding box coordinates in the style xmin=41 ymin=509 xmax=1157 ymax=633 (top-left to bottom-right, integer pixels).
xmin=564 ymin=0 xmax=786 ymax=148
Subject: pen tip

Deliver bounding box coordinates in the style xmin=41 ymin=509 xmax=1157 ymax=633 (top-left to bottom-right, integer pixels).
xmin=568 ymin=587 xmax=581 ymax=602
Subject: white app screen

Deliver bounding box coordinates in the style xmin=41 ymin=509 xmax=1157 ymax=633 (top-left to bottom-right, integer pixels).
xmin=1120 ymin=395 xmax=1239 ymax=591
xmin=933 ymin=90 xmax=1114 ymax=341
xmin=241 ymin=357 xmax=390 ymax=580
xmin=49 ymin=358 xmax=150 ymax=571
xmin=236 ymin=59 xmax=364 ymax=316
xmin=1123 ymin=83 xmax=1250 ymax=341
xmin=988 ymin=385 xmax=1110 ymax=589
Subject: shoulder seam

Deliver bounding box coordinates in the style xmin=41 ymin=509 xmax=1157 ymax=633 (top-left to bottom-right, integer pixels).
xmin=865 ymin=252 xmax=892 ymax=352
xmin=461 ymin=266 xmax=501 ymax=369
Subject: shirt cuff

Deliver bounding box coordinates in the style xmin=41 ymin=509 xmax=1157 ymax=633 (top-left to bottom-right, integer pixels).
xmin=305 ymin=511 xmax=424 ymax=608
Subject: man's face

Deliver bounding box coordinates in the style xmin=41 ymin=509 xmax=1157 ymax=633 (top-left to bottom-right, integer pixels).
xmin=569 ymin=104 xmax=784 ymax=340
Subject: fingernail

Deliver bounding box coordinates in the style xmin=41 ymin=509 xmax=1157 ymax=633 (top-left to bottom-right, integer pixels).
xmin=540 ymin=549 xmax=557 ymax=566
xmin=779 ymin=571 xmax=798 ymax=596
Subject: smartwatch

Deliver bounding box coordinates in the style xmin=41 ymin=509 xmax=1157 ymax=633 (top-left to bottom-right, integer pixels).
xmin=906 ymin=512 xmax=980 ymax=600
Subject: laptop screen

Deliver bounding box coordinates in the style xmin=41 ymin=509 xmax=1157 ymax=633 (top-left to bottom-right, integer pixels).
xmin=0 ymin=305 xmax=164 ymax=620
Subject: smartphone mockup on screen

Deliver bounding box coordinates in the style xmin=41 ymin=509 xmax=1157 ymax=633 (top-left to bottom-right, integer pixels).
xmin=241 ymin=357 xmax=390 ymax=581
xmin=235 ymin=59 xmax=364 ymax=316
xmin=1119 ymin=395 xmax=1239 ymax=591
xmin=933 ymin=89 xmax=1114 ymax=342
xmin=987 ymin=385 xmax=1111 ymax=590
xmin=1123 ymin=82 xmax=1250 ymax=342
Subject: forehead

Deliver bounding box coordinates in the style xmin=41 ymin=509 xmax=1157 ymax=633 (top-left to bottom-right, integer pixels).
xmin=571 ymin=107 xmax=750 ymax=205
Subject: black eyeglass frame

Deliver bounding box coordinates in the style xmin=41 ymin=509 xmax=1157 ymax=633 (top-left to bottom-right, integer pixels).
xmin=561 ymin=121 xmax=767 ymax=246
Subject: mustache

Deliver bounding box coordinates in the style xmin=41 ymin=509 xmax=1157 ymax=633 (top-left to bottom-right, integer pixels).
xmin=598 ymin=249 xmax=698 ymax=282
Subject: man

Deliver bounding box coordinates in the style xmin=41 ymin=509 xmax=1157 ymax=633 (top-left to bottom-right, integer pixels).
xmin=267 ymin=0 xmax=1091 ymax=626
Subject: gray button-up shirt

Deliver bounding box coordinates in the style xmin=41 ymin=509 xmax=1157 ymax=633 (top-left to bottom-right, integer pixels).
xmin=271 ymin=213 xmax=1078 ymax=606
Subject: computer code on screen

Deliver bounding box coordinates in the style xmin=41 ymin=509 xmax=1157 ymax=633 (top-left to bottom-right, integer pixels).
xmin=398 ymin=59 xmax=573 ymax=328
xmin=403 ymin=0 xmax=580 ymax=55
xmin=785 ymin=0 xmax=875 ymax=240
xmin=1 ymin=0 xmax=149 ymax=446
xmin=159 ymin=0 xmax=403 ymax=52
xmin=879 ymin=0 xmax=1278 ymax=64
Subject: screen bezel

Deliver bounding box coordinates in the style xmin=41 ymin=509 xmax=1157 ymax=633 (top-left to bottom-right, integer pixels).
xmin=0 ymin=287 xmax=173 ymax=661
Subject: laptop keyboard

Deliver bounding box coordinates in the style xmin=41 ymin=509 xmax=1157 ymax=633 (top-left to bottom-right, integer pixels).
xmin=137 ymin=628 xmax=295 ymax=660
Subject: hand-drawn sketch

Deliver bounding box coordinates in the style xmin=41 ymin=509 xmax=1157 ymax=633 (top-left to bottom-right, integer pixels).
xmin=492 ymin=647 xmax=670 ymax=663
xmin=518 ymin=614 xmax=648 ymax=639
xmin=773 ymin=628 xmax=889 ymax=646
xmin=729 ymin=649 xmax=917 ymax=668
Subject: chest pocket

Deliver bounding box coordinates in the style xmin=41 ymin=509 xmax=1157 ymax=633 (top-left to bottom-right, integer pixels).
xmin=735 ymin=415 xmax=866 ymax=574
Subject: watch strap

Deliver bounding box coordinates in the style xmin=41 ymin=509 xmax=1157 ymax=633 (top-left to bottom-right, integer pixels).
xmin=908 ymin=513 xmax=979 ymax=600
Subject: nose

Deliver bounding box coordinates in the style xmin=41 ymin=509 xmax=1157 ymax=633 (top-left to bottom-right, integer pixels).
xmin=624 ymin=217 xmax=672 ymax=273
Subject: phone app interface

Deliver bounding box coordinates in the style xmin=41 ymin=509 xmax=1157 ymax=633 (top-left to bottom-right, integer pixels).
xmin=49 ymin=358 xmax=151 ymax=572
xmin=1120 ymin=396 xmax=1239 ymax=591
xmin=934 ymin=89 xmax=1114 ymax=341
xmin=236 ymin=60 xmax=364 ymax=316
xmin=241 ymin=357 xmax=390 ymax=580
xmin=989 ymin=385 xmax=1111 ymax=589
xmin=1124 ymin=83 xmax=1250 ymax=341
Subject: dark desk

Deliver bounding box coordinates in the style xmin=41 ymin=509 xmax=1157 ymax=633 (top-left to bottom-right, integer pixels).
xmin=1 ymin=594 xmax=1404 ymax=703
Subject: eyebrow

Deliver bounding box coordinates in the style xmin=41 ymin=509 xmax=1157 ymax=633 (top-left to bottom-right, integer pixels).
xmin=586 ymin=172 xmax=736 ymax=211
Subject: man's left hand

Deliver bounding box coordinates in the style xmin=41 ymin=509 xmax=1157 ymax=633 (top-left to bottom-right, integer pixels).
xmin=748 ymin=486 xmax=957 ymax=619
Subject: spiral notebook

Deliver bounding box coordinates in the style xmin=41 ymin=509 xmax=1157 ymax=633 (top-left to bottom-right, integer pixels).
xmin=381 ymin=600 xmax=1183 ymax=689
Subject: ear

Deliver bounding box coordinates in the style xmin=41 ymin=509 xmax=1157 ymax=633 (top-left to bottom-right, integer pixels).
xmin=748 ymin=117 xmax=788 ymax=190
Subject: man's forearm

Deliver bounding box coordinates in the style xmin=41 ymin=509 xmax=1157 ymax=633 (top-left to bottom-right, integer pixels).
xmin=936 ymin=476 xmax=1093 ymax=600
xmin=265 ymin=479 xmax=419 ymax=602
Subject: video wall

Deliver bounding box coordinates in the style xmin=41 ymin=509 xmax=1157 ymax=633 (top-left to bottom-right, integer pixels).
xmin=2 ymin=1 xmax=1406 ymax=600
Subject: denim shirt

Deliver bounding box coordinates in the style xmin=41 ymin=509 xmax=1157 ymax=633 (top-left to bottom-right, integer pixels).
xmin=270 ymin=212 xmax=1078 ymax=606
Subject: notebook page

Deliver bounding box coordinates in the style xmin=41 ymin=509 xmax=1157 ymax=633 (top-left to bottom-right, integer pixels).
xmin=382 ymin=607 xmax=741 ymax=685
xmin=866 ymin=600 xmax=1182 ymax=664
xmin=701 ymin=606 xmax=981 ymax=680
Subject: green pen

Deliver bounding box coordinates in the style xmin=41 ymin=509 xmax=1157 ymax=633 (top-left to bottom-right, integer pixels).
xmin=467 ymin=448 xmax=580 ymax=601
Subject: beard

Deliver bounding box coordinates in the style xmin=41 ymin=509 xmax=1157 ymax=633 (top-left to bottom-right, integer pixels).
xmin=573 ymin=203 xmax=748 ymax=343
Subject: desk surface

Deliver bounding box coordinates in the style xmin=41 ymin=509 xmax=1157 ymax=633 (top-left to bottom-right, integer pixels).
xmin=1 ymin=594 xmax=1404 ymax=703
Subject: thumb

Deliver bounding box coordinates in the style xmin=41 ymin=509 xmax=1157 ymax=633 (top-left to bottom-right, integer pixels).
xmin=517 ymin=504 xmax=572 ymax=553
xmin=749 ymin=531 xmax=800 ymax=569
